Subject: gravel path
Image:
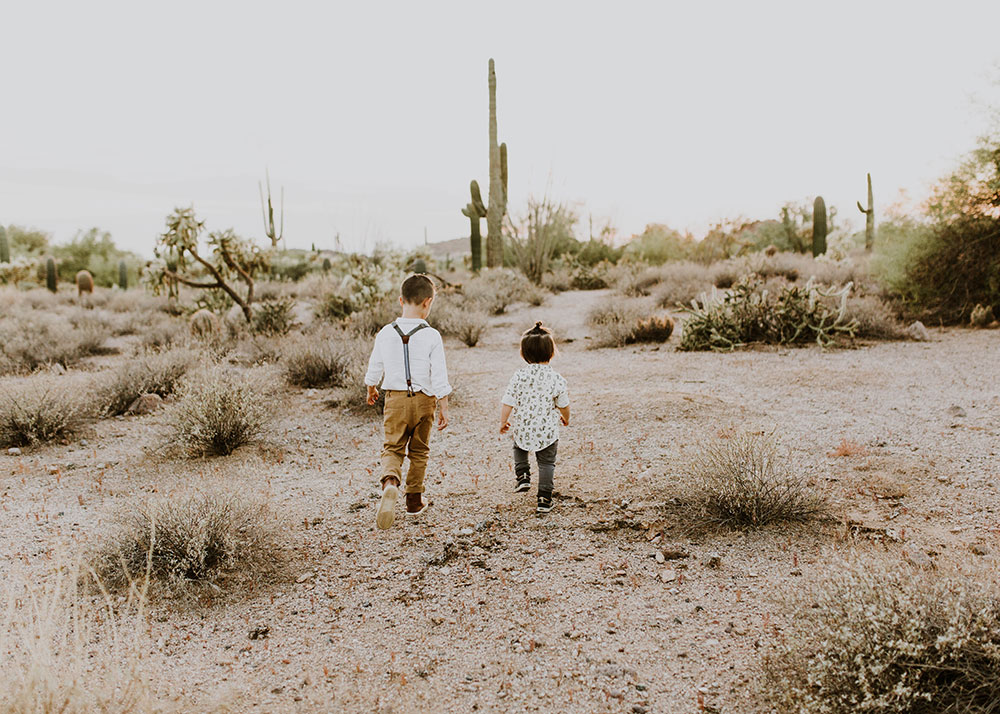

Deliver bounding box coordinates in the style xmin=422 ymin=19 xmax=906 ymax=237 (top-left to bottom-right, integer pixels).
xmin=2 ymin=288 xmax=998 ymax=713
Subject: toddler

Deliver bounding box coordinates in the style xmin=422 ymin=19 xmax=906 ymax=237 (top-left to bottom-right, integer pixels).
xmin=500 ymin=322 xmax=570 ymax=513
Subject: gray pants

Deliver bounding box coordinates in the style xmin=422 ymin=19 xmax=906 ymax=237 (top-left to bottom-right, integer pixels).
xmin=513 ymin=440 xmax=558 ymax=495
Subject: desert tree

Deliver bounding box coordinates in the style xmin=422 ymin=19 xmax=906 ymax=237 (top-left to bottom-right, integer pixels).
xmin=151 ymin=207 xmax=270 ymax=322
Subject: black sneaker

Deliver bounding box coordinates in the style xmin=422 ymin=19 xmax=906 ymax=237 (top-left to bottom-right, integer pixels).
xmin=514 ymin=475 xmax=531 ymax=493
xmin=536 ymin=493 xmax=553 ymax=513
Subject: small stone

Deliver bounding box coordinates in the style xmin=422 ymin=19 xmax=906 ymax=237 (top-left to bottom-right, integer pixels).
xmin=903 ymin=545 xmax=935 ymax=570
xmin=439 ymin=566 xmax=451 ymax=575
xmin=79 ymin=439 xmax=89 ymax=447
xmin=632 ymin=707 xmax=648 ymax=714
xmin=705 ymin=638 xmax=721 ymax=648
xmin=904 ymin=320 xmax=931 ymax=341
xmin=655 ymin=552 xmax=665 ymax=564
xmin=936 ymin=474 xmax=951 ymax=483
xmin=7 ymin=447 xmax=21 ymax=456
xmin=248 ymin=625 xmax=270 ymax=640
xmin=48 ymin=465 xmax=60 ymax=474
xmin=128 ymin=393 xmax=164 ymax=415
xmin=303 ymin=435 xmax=311 ymax=442
xmin=457 ymin=527 xmax=474 ymax=536
xmin=660 ymin=570 xmax=676 ymax=583
xmin=947 ymin=405 xmax=967 ymax=418
xmin=296 ymin=572 xmax=315 ymax=583
xmin=971 ymin=544 xmax=990 ymax=556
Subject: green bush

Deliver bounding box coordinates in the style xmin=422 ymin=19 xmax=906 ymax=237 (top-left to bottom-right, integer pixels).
xmin=251 ymin=296 xmax=296 ymax=335
xmin=622 ymin=224 xmax=695 ymax=264
xmin=678 ymin=278 xmax=857 ymax=351
xmin=764 ymin=559 xmax=1000 ymax=714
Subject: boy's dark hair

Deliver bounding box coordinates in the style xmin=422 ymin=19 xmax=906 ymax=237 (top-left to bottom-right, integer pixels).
xmin=520 ymin=322 xmax=557 ymax=364
xmin=400 ymin=274 xmax=436 ymax=304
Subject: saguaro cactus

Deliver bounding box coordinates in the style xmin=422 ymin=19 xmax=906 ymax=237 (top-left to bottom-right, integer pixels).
xmin=812 ymin=196 xmax=828 ymax=257
xmin=485 ymin=59 xmax=508 ymax=268
xmin=259 ymin=169 xmax=284 ymax=249
xmin=0 ymin=225 xmax=9 ymax=263
xmin=462 ymin=180 xmax=487 ymax=271
xmin=118 ymin=260 xmax=128 ymax=290
xmin=856 ymin=173 xmax=875 ymax=252
xmin=45 ymin=256 xmax=57 ymax=292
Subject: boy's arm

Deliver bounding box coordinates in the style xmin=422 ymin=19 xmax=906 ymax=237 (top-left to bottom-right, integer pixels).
xmin=499 ymin=403 xmax=513 ymax=433
xmin=429 ymin=334 xmax=452 ymax=400
xmin=364 ymin=331 xmax=385 ymax=405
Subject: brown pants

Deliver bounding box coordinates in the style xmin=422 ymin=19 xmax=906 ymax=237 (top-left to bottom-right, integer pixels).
xmin=380 ymin=391 xmax=437 ymax=494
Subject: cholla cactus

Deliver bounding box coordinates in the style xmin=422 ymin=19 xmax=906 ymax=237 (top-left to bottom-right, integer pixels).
xmin=0 ymin=257 xmax=40 ymax=285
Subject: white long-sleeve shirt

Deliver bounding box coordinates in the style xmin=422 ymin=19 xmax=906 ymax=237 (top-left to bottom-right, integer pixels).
xmin=364 ymin=318 xmax=452 ymax=398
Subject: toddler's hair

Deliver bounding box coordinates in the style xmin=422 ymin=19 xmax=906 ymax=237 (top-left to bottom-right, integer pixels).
xmin=400 ymin=274 xmax=436 ymax=304
xmin=520 ymin=321 xmax=557 ymax=363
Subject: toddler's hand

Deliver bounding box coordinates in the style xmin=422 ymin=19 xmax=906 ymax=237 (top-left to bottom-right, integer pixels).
xmin=560 ymin=414 xmax=569 ymax=426
xmin=366 ymin=386 xmax=379 ymax=406
xmin=499 ymin=421 xmax=510 ymax=434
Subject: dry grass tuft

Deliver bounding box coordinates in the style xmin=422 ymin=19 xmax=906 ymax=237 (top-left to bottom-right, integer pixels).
xmin=92 ymin=490 xmax=288 ymax=598
xmin=169 ymin=366 xmax=275 ymax=456
xmin=763 ymin=558 xmax=1000 ymax=714
xmin=282 ymin=331 xmax=354 ymax=388
xmin=682 ymin=432 xmax=826 ymax=529
xmin=0 ymin=382 xmax=89 ymax=448
xmin=96 ymin=348 xmax=198 ymax=417
xmin=0 ymin=563 xmax=159 ymax=714
xmin=827 ymin=438 xmax=868 ymax=458
xmin=0 ymin=312 xmax=111 ymax=375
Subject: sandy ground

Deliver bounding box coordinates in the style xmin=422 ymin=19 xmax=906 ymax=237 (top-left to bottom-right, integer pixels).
xmin=2 ymin=288 xmax=999 ymax=713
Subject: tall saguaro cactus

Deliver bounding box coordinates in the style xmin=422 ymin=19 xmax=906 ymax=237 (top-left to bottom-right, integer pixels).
xmin=45 ymin=256 xmax=57 ymax=292
xmin=462 ymin=180 xmax=487 ymax=271
xmin=812 ymin=196 xmax=828 ymax=257
xmin=118 ymin=260 xmax=128 ymax=290
xmin=0 ymin=225 xmax=9 ymax=263
xmin=856 ymin=173 xmax=875 ymax=252
xmin=485 ymin=58 xmax=508 ymax=268
xmin=259 ymin=169 xmax=284 ymax=249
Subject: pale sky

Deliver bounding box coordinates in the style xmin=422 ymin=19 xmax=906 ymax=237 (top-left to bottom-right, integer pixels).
xmin=3 ymin=0 xmax=999 ymax=256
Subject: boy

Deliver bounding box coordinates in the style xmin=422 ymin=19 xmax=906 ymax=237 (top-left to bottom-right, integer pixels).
xmin=365 ymin=274 xmax=451 ymax=530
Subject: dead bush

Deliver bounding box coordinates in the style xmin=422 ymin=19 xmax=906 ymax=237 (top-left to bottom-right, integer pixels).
xmin=463 ymin=268 xmax=535 ymax=314
xmin=682 ymin=432 xmax=826 ymax=529
xmin=93 ymin=490 xmax=287 ymax=597
xmin=0 ymin=382 xmax=89 ymax=448
xmin=433 ymin=295 xmax=489 ymax=347
xmin=763 ymin=558 xmax=1000 ymax=714
xmin=0 ymin=312 xmax=111 ymax=375
xmin=282 ymin=331 xmax=354 ymax=388
xmin=169 ymin=366 xmax=274 ymax=456
xmin=844 ymin=294 xmax=908 ymax=340
xmin=96 ymin=348 xmax=197 ymax=417
xmin=647 ymin=262 xmax=717 ymax=307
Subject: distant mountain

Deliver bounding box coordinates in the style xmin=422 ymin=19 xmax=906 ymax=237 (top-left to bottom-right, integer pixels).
xmin=423 ymin=236 xmax=471 ymax=258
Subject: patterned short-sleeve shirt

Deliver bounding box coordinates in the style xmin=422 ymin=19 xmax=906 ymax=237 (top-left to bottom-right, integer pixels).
xmin=502 ymin=364 xmax=570 ymax=452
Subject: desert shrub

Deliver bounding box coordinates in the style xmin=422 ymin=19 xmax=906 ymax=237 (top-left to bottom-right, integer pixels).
xmin=763 ymin=559 xmax=1000 ymax=714
xmin=464 ymin=268 xmax=534 ymax=314
xmin=251 ymin=295 xmax=296 ymax=335
xmin=346 ymin=295 xmax=399 ymax=335
xmin=541 ymin=265 xmax=573 ymax=293
xmin=0 ymin=382 xmax=89 ymax=447
xmin=0 ymin=312 xmax=111 ymax=375
xmin=570 ymin=263 xmax=611 ymax=290
xmin=683 ymin=432 xmax=825 ymax=529
xmin=622 ymin=224 xmax=695 ymax=264
xmin=844 ymin=295 xmax=907 ymax=340
xmin=522 ymin=282 xmax=548 ymax=306
xmin=93 ymin=490 xmax=286 ymax=596
xmin=95 ymin=348 xmax=197 ymax=416
xmin=433 ymin=296 xmax=489 ymax=347
xmin=505 ymin=196 xmax=578 ymax=284
xmin=587 ymin=297 xmax=674 ymax=347
xmin=638 ymin=262 xmax=716 ymax=307
xmin=318 ymin=291 xmax=355 ymax=321
xmin=282 ymin=331 xmax=354 ymax=388
xmin=678 ymin=278 xmax=858 ymax=351
xmin=169 ymin=366 xmax=274 ymax=456
xmin=138 ymin=313 xmax=185 ymax=350
xmin=0 ymin=563 xmax=160 ymax=714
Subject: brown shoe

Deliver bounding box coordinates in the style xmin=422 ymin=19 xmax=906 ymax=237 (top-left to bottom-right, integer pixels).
xmin=405 ymin=492 xmax=429 ymax=516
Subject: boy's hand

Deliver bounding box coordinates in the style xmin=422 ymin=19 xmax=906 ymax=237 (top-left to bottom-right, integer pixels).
xmin=500 ymin=421 xmax=510 ymax=434
xmin=437 ymin=397 xmax=449 ymax=431
xmin=366 ymin=385 xmax=379 ymax=405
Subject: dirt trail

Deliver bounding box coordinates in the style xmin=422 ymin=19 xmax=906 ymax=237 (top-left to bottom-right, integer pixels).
xmin=2 ymin=290 xmax=999 ymax=713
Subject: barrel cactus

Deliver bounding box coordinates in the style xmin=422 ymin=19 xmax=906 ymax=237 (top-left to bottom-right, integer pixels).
xmin=410 ymin=258 xmax=428 ymax=274
xmin=118 ymin=260 xmax=128 ymax=290
xmin=190 ymin=309 xmax=221 ymax=337
xmin=45 ymin=257 xmax=57 ymax=292
xmin=76 ymin=270 xmax=94 ymax=296
xmin=0 ymin=226 xmax=9 ymax=263
xmin=812 ymin=196 xmax=827 ymax=257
